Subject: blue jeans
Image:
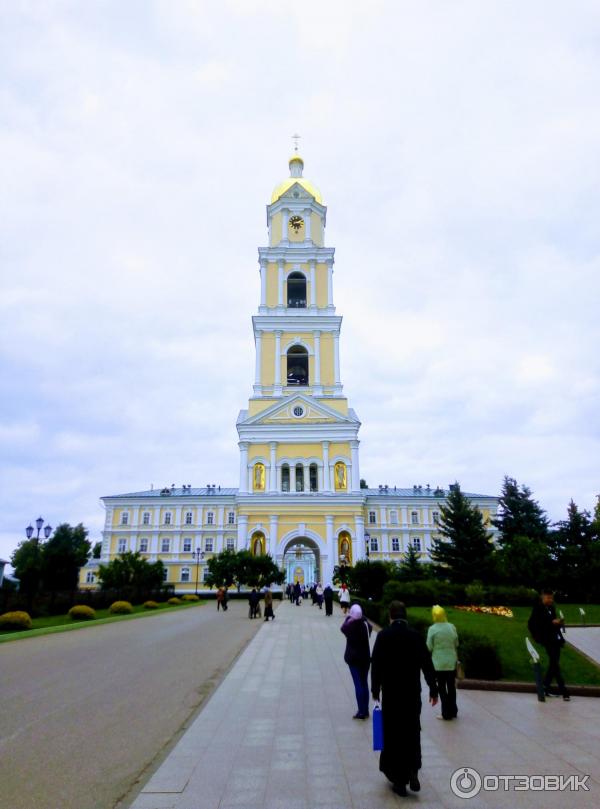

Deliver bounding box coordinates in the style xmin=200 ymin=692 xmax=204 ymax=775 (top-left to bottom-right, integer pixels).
xmin=349 ymin=665 xmax=370 ymax=716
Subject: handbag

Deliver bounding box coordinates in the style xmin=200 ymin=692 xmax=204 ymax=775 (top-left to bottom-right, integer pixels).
xmin=372 ymin=704 xmax=383 ymax=751
xmin=456 ymin=660 xmax=465 ymax=680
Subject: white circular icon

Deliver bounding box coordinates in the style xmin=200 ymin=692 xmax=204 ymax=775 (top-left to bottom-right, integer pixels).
xmin=450 ymin=767 xmax=482 ymax=799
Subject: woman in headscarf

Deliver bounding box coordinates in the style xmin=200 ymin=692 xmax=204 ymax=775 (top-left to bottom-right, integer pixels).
xmin=341 ymin=604 xmax=373 ymax=719
xmin=426 ymin=605 xmax=459 ymax=720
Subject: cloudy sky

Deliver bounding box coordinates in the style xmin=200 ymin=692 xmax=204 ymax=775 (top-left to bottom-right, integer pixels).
xmin=1 ymin=1 xmax=599 ymax=566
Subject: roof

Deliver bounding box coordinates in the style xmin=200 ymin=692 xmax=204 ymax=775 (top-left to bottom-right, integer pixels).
xmin=364 ymin=488 xmax=496 ymax=499
xmin=103 ymin=487 xmax=239 ymax=499
xmin=102 ymin=486 xmax=496 ymax=500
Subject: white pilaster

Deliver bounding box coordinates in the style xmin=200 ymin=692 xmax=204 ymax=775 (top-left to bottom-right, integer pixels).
xmin=274 ymin=330 xmax=282 ymax=392
xmin=314 ymin=330 xmax=321 ymax=389
xmin=322 ymin=441 xmax=331 ymax=491
xmin=281 ymin=209 xmax=289 ymax=242
xmin=324 ymin=514 xmax=335 ymax=585
xmin=304 ymin=208 xmax=312 ymax=241
xmin=309 ymin=260 xmax=316 ymax=308
xmin=354 ymin=515 xmax=366 ymax=561
xmin=237 ymin=515 xmax=248 ymax=548
xmin=254 ymin=329 xmax=262 ymax=392
xmin=350 ymin=439 xmax=360 ymax=492
xmin=239 ymin=442 xmax=249 ymax=494
xmin=269 ymin=515 xmax=278 ymax=554
xmin=269 ymin=442 xmax=277 ymax=492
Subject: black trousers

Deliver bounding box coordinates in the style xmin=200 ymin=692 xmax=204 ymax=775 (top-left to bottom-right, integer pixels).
xmin=543 ymin=643 xmax=567 ymax=694
xmin=435 ymin=670 xmax=457 ymax=719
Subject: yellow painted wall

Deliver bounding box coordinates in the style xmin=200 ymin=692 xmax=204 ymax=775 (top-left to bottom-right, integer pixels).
xmin=270 ymin=212 xmax=282 ymax=245
xmin=311 ymin=212 xmax=323 ymax=246
xmin=316 ymin=264 xmax=329 ymax=308
xmin=329 ymin=442 xmax=351 ymax=459
xmin=260 ymin=333 xmax=275 ymax=386
xmin=276 ymin=443 xmax=323 ymax=460
xmin=266 ymin=263 xmax=278 ymax=307
xmin=319 ymin=333 xmax=334 ymax=385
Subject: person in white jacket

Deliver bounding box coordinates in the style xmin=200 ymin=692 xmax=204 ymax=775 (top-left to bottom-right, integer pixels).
xmin=339 ymin=583 xmax=351 ymax=614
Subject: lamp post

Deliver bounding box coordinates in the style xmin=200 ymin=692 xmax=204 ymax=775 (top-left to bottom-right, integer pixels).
xmin=364 ymin=531 xmax=371 ymax=563
xmin=25 ymin=517 xmax=52 ymax=545
xmin=193 ymin=548 xmax=205 ymax=595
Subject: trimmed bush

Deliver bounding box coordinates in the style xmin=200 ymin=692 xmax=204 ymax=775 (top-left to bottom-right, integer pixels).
xmin=167 ymin=597 xmax=182 ymax=605
xmin=459 ymin=632 xmax=503 ymax=680
xmin=181 ymin=594 xmax=200 ymax=602
xmin=109 ymin=600 xmax=134 ymax=615
xmin=382 ymin=579 xmax=466 ymax=607
xmin=0 ymin=610 xmax=33 ymax=631
xmin=143 ymin=600 xmax=160 ymax=609
xmin=68 ymin=604 xmax=96 ymax=621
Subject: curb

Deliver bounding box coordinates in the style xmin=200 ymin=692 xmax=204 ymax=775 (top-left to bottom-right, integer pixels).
xmin=457 ymin=679 xmax=600 ymax=697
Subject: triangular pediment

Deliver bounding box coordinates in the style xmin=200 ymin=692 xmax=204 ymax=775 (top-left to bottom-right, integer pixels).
xmin=280 ymin=182 xmax=313 ymax=201
xmin=241 ymin=395 xmax=357 ymax=427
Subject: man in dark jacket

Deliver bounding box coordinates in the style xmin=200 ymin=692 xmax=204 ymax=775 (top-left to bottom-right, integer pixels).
xmin=323 ymin=584 xmax=334 ymax=616
xmin=248 ymin=588 xmax=260 ymax=619
xmin=528 ymin=589 xmax=569 ymax=700
xmin=371 ymin=601 xmax=438 ymax=797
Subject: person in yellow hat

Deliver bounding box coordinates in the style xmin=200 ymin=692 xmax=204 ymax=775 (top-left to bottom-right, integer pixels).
xmin=426 ymin=606 xmax=459 ymax=720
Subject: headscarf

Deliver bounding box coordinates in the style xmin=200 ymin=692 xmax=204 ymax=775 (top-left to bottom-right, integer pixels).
xmin=348 ymin=604 xmax=363 ymax=621
xmin=432 ymin=604 xmax=447 ymax=623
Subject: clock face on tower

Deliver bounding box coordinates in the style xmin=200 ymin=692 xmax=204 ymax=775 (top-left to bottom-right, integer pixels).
xmin=289 ymin=215 xmax=304 ymax=232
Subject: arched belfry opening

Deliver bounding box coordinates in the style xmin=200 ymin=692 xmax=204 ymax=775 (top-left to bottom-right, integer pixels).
xmin=287 ymin=345 xmax=308 ymax=386
xmin=287 ymin=272 xmax=306 ymax=308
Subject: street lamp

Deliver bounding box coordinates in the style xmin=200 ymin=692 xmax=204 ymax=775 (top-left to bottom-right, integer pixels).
xmin=25 ymin=517 xmax=52 ymax=545
xmin=193 ymin=547 xmax=205 ymax=595
xmin=364 ymin=531 xmax=371 ymax=562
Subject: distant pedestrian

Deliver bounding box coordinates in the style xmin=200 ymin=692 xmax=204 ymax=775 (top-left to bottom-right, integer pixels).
xmin=426 ymin=605 xmax=458 ymax=720
xmin=371 ymin=601 xmax=438 ymax=797
xmin=341 ymin=604 xmax=372 ymax=719
xmin=310 ymin=584 xmax=317 ymax=605
xmin=316 ymin=583 xmax=324 ymax=609
xmin=294 ymin=581 xmax=302 ymax=606
xmin=324 ymin=584 xmax=334 ymax=616
xmin=286 ymin=583 xmax=293 ymax=602
xmin=528 ymin=589 xmax=570 ymax=700
xmin=216 ymin=587 xmax=227 ymax=612
xmin=248 ymin=588 xmax=260 ymax=619
xmin=339 ymin=583 xmax=351 ymax=614
xmin=263 ymin=588 xmax=275 ymax=621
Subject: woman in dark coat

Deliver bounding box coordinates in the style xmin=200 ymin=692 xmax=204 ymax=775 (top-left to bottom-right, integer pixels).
xmin=341 ymin=604 xmax=372 ymax=719
xmin=323 ymin=584 xmax=334 ymax=616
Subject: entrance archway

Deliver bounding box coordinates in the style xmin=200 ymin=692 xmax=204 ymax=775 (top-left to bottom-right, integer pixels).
xmin=282 ymin=537 xmax=321 ymax=585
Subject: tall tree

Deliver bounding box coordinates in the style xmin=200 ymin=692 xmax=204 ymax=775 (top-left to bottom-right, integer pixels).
xmin=97 ymin=551 xmax=164 ymax=592
xmin=495 ymin=535 xmax=551 ymax=589
xmin=396 ymin=543 xmax=428 ymax=581
xmin=41 ymin=523 xmax=91 ymax=592
xmin=549 ymin=500 xmax=599 ymax=600
xmin=430 ymin=482 xmax=495 ymax=583
xmin=205 ymin=550 xmax=284 ymax=589
xmin=493 ymin=476 xmax=549 ymax=545
xmin=11 ymin=539 xmax=43 ymax=601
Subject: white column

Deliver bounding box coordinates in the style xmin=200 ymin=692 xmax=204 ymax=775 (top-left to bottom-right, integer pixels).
xmin=303 ymin=463 xmax=310 ymax=492
xmin=322 ymin=441 xmax=331 ymax=491
xmin=237 ymin=515 xmax=248 ymax=548
xmin=278 ymin=261 xmax=284 ymax=307
xmin=290 ymin=464 xmax=297 ymax=493
xmin=334 ymin=332 xmax=341 ymax=386
xmin=304 ymin=208 xmax=312 ymax=241
xmin=254 ymin=329 xmax=262 ymax=389
xmin=281 ymin=209 xmax=289 ymax=241
xmin=260 ymin=259 xmax=267 ymax=307
xmin=314 ymin=331 xmax=321 ymax=388
xmin=269 ymin=515 xmax=279 ymax=556
xmin=269 ymin=442 xmax=277 ymax=492
xmin=239 ymin=442 xmax=249 ymax=494
xmin=274 ymin=330 xmax=282 ymax=390
xmin=350 ymin=440 xmax=360 ymax=492
xmin=309 ymin=260 xmax=316 ymax=308
xmin=354 ymin=515 xmax=366 ymax=561
xmin=327 ymin=261 xmax=333 ymax=307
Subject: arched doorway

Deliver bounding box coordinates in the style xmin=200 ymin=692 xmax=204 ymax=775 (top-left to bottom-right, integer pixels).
xmin=282 ymin=537 xmax=321 ymax=585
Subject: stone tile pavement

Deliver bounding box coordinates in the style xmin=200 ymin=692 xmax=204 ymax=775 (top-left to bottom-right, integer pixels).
xmin=129 ymin=601 xmax=600 ymax=809
xmin=565 ymin=626 xmax=600 ymax=666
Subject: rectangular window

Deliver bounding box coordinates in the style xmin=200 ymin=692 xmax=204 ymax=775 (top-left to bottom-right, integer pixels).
xmin=228 ymin=512 xmax=235 ymax=525
xmin=142 ymin=512 xmax=150 ymax=525
xmin=206 ymin=512 xmax=214 ymax=525
xmin=391 ymin=537 xmax=400 ymax=552
xmin=411 ymin=511 xmax=419 ymax=525
xmin=390 ymin=510 xmax=398 ymax=525
xmin=370 ymin=536 xmax=379 ymax=552
xmin=164 ymin=512 xmax=172 ymax=525
xmin=118 ymin=539 xmax=127 ymax=553
xmin=185 ymin=511 xmax=193 ymax=525
xmin=161 ymin=538 xmax=170 ymax=553
xmin=183 ymin=538 xmax=192 ymax=552
xmin=226 ymin=537 xmax=235 ymax=551
xmin=86 ymin=571 xmax=95 ymax=584
xmin=368 ymin=511 xmax=376 ymax=524
xmin=139 ymin=538 xmax=149 ymax=553
xmin=162 ymin=567 xmax=168 ymax=582
xmin=413 ymin=537 xmax=421 ymax=552
xmin=181 ymin=567 xmax=190 ymax=583
xmin=120 ymin=512 xmax=129 ymax=525
xmin=205 ymin=538 xmax=214 ymax=552
xmin=432 ymin=511 xmax=440 ymax=525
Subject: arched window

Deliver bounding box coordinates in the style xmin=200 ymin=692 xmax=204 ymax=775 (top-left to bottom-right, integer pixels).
xmin=287 ymin=345 xmax=308 ymax=386
xmin=309 ymin=463 xmax=318 ymax=492
xmin=295 ymin=463 xmax=304 ymax=492
xmin=281 ymin=464 xmax=290 ymax=492
xmin=287 ymin=272 xmax=306 ymax=308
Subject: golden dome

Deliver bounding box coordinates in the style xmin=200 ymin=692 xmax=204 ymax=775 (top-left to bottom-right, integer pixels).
xmin=270 ymin=153 xmax=323 ymax=204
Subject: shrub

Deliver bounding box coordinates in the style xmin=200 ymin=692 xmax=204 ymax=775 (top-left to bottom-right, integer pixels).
xmin=485 ymin=585 xmax=538 ymax=606
xmin=465 ymin=582 xmax=486 ymax=605
xmin=382 ymin=579 xmax=466 ymax=607
xmin=68 ymin=604 xmax=96 ymax=621
xmin=459 ymin=632 xmax=503 ymax=680
xmin=167 ymin=597 xmax=182 ymax=605
xmin=0 ymin=610 xmax=33 ymax=631
xmin=109 ymin=600 xmax=133 ymax=615
xmin=143 ymin=600 xmax=160 ymax=609
xmin=181 ymin=594 xmax=200 ymax=602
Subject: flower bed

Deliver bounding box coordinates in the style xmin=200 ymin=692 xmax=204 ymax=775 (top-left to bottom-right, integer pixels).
xmin=455 ymin=605 xmax=514 ymax=618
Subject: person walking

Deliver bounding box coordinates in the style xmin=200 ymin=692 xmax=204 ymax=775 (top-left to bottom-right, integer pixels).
xmin=294 ymin=581 xmax=302 ymax=606
xmin=528 ymin=589 xmax=570 ymax=700
xmin=248 ymin=587 xmax=260 ymax=619
xmin=216 ymin=587 xmax=225 ymax=611
xmin=339 ymin=583 xmax=351 ymax=614
xmin=315 ymin=582 xmax=324 ymax=609
xmin=341 ymin=604 xmax=372 ymax=720
xmin=426 ymin=605 xmax=459 ymax=720
xmin=371 ymin=601 xmax=438 ymax=797
xmin=263 ymin=587 xmax=275 ymax=621
xmin=323 ymin=584 xmax=334 ymax=616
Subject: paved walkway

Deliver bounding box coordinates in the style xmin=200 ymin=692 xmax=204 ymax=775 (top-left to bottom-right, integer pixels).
xmin=130 ymin=601 xmax=600 ymax=809
xmin=565 ymin=627 xmax=600 ymax=666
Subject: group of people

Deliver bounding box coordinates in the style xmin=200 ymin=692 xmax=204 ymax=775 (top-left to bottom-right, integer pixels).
xmin=247 ymin=587 xmax=275 ymax=621
xmin=285 ymin=581 xmax=335 ymax=615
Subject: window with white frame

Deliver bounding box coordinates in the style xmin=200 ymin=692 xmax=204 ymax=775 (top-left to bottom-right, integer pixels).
xmin=117 ymin=538 xmax=127 ymax=553
xmin=205 ymin=537 xmax=214 ymax=552
xmin=183 ymin=538 xmax=192 ymax=552
xmin=161 ymin=538 xmax=170 ymax=553
xmin=86 ymin=571 xmax=95 ymax=584
xmin=206 ymin=512 xmax=214 ymax=525
xmin=412 ymin=536 xmax=421 ymax=551
xmin=139 ymin=538 xmax=149 ymax=553
xmin=120 ymin=512 xmax=129 ymax=525
xmin=411 ymin=510 xmax=419 ymax=525
xmin=162 ymin=567 xmax=168 ymax=581
xmin=164 ymin=512 xmax=172 ymax=525
xmin=185 ymin=511 xmax=193 ymax=525
xmin=226 ymin=537 xmax=235 ymax=551
xmin=390 ymin=510 xmax=398 ymax=525
xmin=142 ymin=512 xmax=151 ymax=525
xmin=370 ymin=536 xmax=379 ymax=552
xmin=228 ymin=511 xmax=235 ymax=525
xmin=391 ymin=537 xmax=400 ymax=552
xmin=432 ymin=511 xmax=440 ymax=525
xmin=181 ymin=566 xmax=191 ymax=582
xmin=368 ymin=511 xmax=376 ymax=524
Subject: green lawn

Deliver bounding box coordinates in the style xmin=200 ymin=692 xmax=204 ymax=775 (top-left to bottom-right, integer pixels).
xmin=407 ymin=605 xmax=600 ymax=686
xmin=0 ymin=600 xmax=207 ymax=643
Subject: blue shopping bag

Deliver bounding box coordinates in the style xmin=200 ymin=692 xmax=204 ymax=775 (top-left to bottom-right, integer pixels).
xmin=372 ymin=704 xmax=383 ymax=751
